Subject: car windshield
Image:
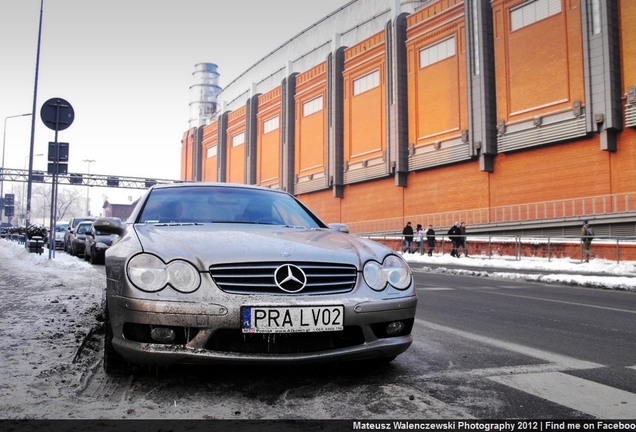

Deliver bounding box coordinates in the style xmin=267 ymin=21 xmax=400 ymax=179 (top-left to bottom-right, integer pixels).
xmin=136 ymin=186 xmax=324 ymax=228
xmin=55 ymin=224 xmax=68 ymax=232
xmin=77 ymin=224 xmax=91 ymax=234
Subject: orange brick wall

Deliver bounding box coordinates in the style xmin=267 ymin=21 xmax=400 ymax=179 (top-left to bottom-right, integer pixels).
xmin=343 ymin=32 xmax=386 ymax=164
xmin=227 ymin=107 xmax=246 ymax=184
xmin=181 ymin=129 xmax=195 ymax=181
xmin=202 ymin=121 xmax=218 ymax=182
xmin=257 ymin=88 xmax=282 ymax=187
xmin=490 ymin=137 xmax=611 ymax=206
xmin=620 ymin=0 xmax=636 ymax=89
xmin=341 ymin=178 xmax=405 ymax=223
xmin=295 ymin=63 xmax=327 ymax=178
xmin=493 ymin=0 xmax=584 ymax=123
xmin=406 ymin=0 xmax=466 ymax=147
xmin=297 ymin=189 xmax=341 ymax=224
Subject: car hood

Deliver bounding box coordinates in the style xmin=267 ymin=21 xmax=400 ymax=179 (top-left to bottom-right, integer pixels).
xmin=130 ymin=223 xmax=392 ymax=270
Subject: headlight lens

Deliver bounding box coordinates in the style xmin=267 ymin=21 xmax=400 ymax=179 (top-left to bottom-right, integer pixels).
xmin=363 ymin=255 xmax=412 ymax=291
xmin=127 ymin=254 xmax=200 ymax=293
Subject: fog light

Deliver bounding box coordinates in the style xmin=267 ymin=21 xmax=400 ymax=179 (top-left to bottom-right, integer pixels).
xmin=150 ymin=327 xmax=176 ymax=343
xmin=385 ymin=321 xmax=405 ymax=335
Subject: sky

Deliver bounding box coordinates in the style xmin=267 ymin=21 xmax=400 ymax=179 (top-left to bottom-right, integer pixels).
xmin=0 ymin=0 xmax=350 ymax=216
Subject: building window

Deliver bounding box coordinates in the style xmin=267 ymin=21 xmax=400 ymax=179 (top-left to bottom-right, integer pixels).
xmin=232 ymin=132 xmax=245 ymax=147
xmin=419 ymin=37 xmax=456 ymax=69
xmin=263 ymin=116 xmax=279 ymax=134
xmin=206 ymin=145 xmax=217 ymax=158
xmin=302 ymin=95 xmax=323 ymax=117
xmin=510 ymin=0 xmax=562 ymax=32
xmin=353 ymin=70 xmax=380 ymax=96
xmin=592 ymin=0 xmax=601 ymax=35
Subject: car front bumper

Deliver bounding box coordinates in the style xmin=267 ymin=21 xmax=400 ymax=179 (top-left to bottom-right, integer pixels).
xmin=108 ymin=293 xmax=417 ymax=366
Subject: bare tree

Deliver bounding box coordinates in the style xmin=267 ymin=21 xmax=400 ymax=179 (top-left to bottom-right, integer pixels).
xmin=32 ymin=185 xmax=85 ymax=226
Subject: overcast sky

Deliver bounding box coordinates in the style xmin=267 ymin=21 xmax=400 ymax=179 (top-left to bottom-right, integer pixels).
xmin=0 ymin=0 xmax=350 ymax=215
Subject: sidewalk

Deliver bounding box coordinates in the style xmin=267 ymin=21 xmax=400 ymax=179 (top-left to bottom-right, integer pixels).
xmin=400 ymin=252 xmax=636 ymax=291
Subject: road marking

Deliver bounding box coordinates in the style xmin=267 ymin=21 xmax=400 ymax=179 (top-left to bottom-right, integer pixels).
xmin=417 ymin=287 xmax=455 ymax=291
xmin=628 ymin=366 xmax=636 ymax=371
xmin=416 ymin=320 xmax=602 ymax=370
xmin=488 ymin=371 xmax=636 ymax=419
xmin=479 ymin=291 xmax=636 ymax=314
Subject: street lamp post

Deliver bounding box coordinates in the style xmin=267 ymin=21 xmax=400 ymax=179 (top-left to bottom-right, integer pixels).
xmin=83 ymin=159 xmax=95 ymax=216
xmin=23 ymin=153 xmax=43 ymax=224
xmin=1 ymin=113 xmax=33 ymax=222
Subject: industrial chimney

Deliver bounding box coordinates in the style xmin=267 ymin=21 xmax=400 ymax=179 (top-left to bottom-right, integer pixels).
xmin=188 ymin=63 xmax=221 ymax=129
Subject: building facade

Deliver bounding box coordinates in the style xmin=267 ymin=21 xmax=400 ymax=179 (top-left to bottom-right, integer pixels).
xmin=181 ymin=0 xmax=636 ymax=237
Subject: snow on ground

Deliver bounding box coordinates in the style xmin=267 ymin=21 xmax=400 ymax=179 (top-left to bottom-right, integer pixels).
xmin=0 ymin=236 xmax=634 ymax=296
xmin=399 ymin=250 xmax=636 ymax=291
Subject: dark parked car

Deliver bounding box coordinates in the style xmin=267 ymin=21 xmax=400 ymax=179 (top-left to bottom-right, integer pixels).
xmin=68 ymin=221 xmax=93 ymax=257
xmin=95 ymin=183 xmax=417 ymax=374
xmin=64 ymin=217 xmax=95 ymax=252
xmin=84 ymin=219 xmax=120 ymax=264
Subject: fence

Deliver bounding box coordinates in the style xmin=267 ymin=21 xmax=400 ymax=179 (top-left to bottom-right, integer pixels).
xmin=348 ymin=192 xmax=636 ymax=235
xmin=365 ymin=234 xmax=636 ymax=264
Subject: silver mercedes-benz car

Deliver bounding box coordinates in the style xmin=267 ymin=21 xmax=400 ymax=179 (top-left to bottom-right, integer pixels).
xmin=94 ymin=183 xmax=417 ymax=374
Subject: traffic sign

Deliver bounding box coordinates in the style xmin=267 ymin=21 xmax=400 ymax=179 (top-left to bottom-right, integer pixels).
xmin=40 ymin=98 xmax=74 ymax=131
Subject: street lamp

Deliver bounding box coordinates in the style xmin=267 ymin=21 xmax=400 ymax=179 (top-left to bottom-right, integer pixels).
xmin=23 ymin=153 xmax=43 ymax=224
xmin=1 ymin=113 xmax=33 ymax=222
xmin=83 ymin=159 xmax=95 ymax=216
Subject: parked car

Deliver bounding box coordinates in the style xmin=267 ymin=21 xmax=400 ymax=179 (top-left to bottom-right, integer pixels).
xmin=64 ymin=217 xmax=96 ymax=253
xmin=68 ymin=221 xmax=93 ymax=257
xmin=94 ymin=183 xmax=417 ymax=374
xmin=84 ymin=218 xmax=120 ymax=264
xmin=54 ymin=222 xmax=69 ymax=249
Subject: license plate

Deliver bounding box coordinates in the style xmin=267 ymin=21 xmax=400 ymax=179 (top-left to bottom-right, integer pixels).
xmin=241 ymin=305 xmax=344 ymax=334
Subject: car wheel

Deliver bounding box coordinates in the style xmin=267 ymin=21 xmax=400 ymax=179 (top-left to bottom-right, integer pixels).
xmin=89 ymin=249 xmax=96 ymax=264
xmin=103 ymin=304 xmax=129 ymax=376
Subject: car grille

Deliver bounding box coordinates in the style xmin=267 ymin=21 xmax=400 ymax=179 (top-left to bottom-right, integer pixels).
xmin=209 ymin=262 xmax=357 ymax=295
xmin=206 ymin=327 xmax=365 ymax=354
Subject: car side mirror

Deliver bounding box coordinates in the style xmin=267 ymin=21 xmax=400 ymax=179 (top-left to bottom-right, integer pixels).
xmin=328 ymin=223 xmax=350 ymax=234
xmin=93 ymin=218 xmax=125 ymax=237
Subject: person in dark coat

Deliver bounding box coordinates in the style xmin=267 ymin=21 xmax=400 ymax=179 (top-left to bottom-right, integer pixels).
xmin=402 ymin=222 xmax=414 ymax=253
xmin=447 ymin=222 xmax=461 ymax=258
xmin=425 ymin=224 xmax=436 ymax=256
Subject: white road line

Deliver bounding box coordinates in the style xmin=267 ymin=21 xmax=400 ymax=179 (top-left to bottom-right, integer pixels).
xmin=627 ymin=366 xmax=636 ymax=371
xmin=488 ymin=371 xmax=636 ymax=419
xmin=417 ymin=287 xmax=455 ymax=291
xmin=480 ymin=291 xmax=636 ymax=314
xmin=415 ymin=320 xmax=602 ymax=370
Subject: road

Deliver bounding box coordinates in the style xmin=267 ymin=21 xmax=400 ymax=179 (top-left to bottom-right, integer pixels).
xmin=408 ymin=264 xmax=636 ymax=419
xmin=1 ymin=250 xmax=635 ymax=421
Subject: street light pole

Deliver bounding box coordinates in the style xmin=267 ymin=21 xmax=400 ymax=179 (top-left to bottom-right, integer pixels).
xmin=83 ymin=159 xmax=95 ymax=216
xmin=1 ymin=113 xmax=33 ymax=222
xmin=23 ymin=154 xmax=43 ymax=224
xmin=26 ymin=0 xmax=44 ymax=227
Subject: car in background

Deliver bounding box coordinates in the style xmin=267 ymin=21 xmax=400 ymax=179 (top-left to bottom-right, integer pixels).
xmin=54 ymin=222 xmax=69 ymax=249
xmin=64 ymin=216 xmax=96 ymax=253
xmin=94 ymin=183 xmax=417 ymax=375
xmin=68 ymin=221 xmax=93 ymax=257
xmin=84 ymin=218 xmax=120 ymax=264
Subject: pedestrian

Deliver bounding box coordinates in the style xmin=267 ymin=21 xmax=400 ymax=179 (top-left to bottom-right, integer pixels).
xmin=447 ymin=222 xmax=461 ymax=258
xmin=414 ymin=224 xmax=423 ymax=254
xmin=458 ymin=221 xmax=468 ymax=257
xmin=425 ymin=224 xmax=436 ymax=256
xmin=402 ymin=222 xmax=414 ymax=253
xmin=581 ymin=219 xmax=595 ymax=262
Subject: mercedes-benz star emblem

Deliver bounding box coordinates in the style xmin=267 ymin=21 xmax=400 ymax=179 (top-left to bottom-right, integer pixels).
xmin=274 ymin=264 xmax=307 ymax=293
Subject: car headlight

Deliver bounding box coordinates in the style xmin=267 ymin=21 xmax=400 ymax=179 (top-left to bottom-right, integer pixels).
xmin=363 ymin=255 xmax=412 ymax=291
xmin=127 ymin=254 xmax=201 ymax=293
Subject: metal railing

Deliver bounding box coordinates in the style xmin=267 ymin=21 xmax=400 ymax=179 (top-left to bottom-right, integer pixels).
xmin=348 ymin=192 xmax=636 ymax=235
xmin=363 ymin=234 xmax=636 ymax=264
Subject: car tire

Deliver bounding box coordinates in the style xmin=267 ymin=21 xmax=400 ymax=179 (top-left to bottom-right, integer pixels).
xmin=89 ymin=249 xmax=96 ymax=264
xmin=103 ymin=304 xmax=129 ymax=376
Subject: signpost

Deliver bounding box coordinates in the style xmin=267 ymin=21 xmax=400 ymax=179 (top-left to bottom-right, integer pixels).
xmin=40 ymin=97 xmax=74 ymax=258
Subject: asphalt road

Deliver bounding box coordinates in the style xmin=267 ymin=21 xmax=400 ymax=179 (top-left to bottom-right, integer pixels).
xmin=407 ymin=267 xmax=636 ymax=419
